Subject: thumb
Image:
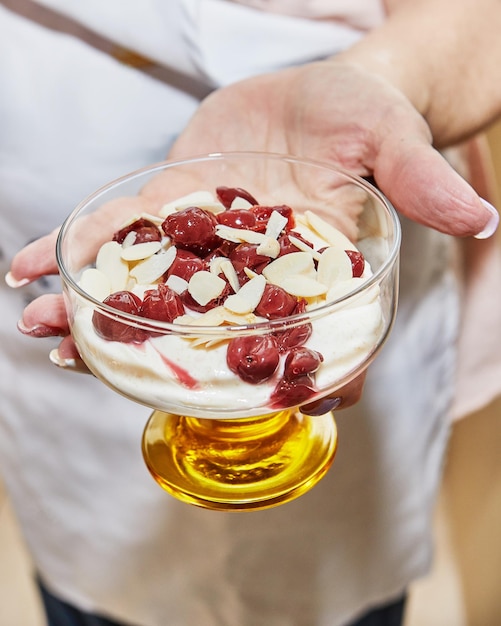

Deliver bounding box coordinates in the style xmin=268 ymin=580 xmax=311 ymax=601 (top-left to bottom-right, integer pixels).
xmin=375 ymin=136 xmax=498 ymax=238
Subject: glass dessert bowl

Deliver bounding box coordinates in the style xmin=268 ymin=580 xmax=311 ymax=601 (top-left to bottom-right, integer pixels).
xmin=56 ymin=152 xmax=401 ymax=511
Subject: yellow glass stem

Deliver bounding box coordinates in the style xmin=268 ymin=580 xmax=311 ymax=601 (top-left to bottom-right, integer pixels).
xmin=142 ymin=408 xmax=338 ymax=511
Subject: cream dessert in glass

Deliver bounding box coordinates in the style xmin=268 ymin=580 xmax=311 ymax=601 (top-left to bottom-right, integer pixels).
xmin=56 ymin=152 xmax=401 ymax=511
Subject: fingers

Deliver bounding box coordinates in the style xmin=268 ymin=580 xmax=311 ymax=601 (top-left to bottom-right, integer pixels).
xmin=375 ymin=131 xmax=499 ymax=238
xmin=49 ymin=336 xmax=91 ymax=374
xmin=300 ymin=371 xmax=367 ymax=416
xmin=17 ymin=294 xmax=69 ymax=337
xmin=7 ymin=228 xmax=60 ymax=287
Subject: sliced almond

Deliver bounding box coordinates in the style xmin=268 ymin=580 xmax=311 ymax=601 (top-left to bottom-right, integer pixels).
xmin=224 ymin=274 xmax=266 ymax=314
xmin=243 ymin=267 xmax=259 ymax=280
xmin=215 ymin=225 xmax=267 ymax=245
xmin=317 ymin=246 xmax=353 ymax=286
xmin=256 ymin=237 xmax=280 ymax=258
xmin=129 ymin=246 xmax=177 ymax=284
xmin=188 ymin=271 xmax=226 ymax=306
xmin=265 ymin=210 xmax=288 ymax=239
xmin=79 ymin=268 xmax=112 ymax=301
xmin=159 ymin=190 xmax=216 ymax=217
xmin=165 ymin=274 xmax=189 ymax=294
xmin=230 ymin=197 xmax=254 ymax=209
xmin=121 ymin=241 xmax=162 ymax=261
xmin=288 ymin=235 xmax=321 ymax=261
xmin=304 ymin=210 xmax=358 ymax=251
xmin=121 ymin=231 xmax=137 ymax=248
xmin=183 ymin=306 xmax=227 ymax=326
xmin=96 ymin=241 xmax=129 ymax=292
xmin=278 ymin=276 xmax=328 ymax=298
xmin=262 ymin=251 xmax=316 ymax=284
xmin=220 ymin=260 xmax=240 ymax=293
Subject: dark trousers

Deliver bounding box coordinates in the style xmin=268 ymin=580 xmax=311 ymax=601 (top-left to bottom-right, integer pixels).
xmin=39 ymin=580 xmax=406 ymax=626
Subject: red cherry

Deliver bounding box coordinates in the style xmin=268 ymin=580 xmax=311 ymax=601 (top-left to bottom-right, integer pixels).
xmin=277 ymin=231 xmax=314 ymax=257
xmin=255 ymin=284 xmax=298 ymax=320
xmin=141 ymin=284 xmax=185 ymax=323
xmin=165 ymin=249 xmax=206 ymax=282
xmin=228 ymin=243 xmax=269 ymax=281
xmin=283 ymin=347 xmax=323 ymax=379
xmin=181 ymin=281 xmax=233 ymax=313
xmin=162 ymin=207 xmax=220 ymax=256
xmin=345 ymin=250 xmax=365 ymax=278
xmin=226 ymin=335 xmax=280 ymax=384
xmin=271 ymin=374 xmax=316 ymax=408
xmin=250 ymin=205 xmax=295 ymax=233
xmin=274 ymin=323 xmax=313 ymax=353
xmin=216 ymin=186 xmax=258 ymax=209
xmin=92 ymin=291 xmax=147 ymax=343
xmin=217 ymin=209 xmax=257 ymax=230
xmin=112 ymin=218 xmax=162 ymax=244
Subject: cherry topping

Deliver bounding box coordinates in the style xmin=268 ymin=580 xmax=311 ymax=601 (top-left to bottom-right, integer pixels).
xmin=217 ymin=209 xmax=257 ymax=230
xmin=226 ymin=335 xmax=280 ymax=384
xmin=250 ymin=205 xmax=295 ymax=233
xmin=141 ymin=284 xmax=185 ymax=323
xmin=181 ymin=281 xmax=233 ymax=313
xmin=112 ymin=218 xmax=162 ymax=244
xmin=271 ymin=374 xmax=316 ymax=408
xmin=283 ymin=347 xmax=323 ymax=379
xmin=162 ymin=207 xmax=220 ymax=256
xmin=275 ymin=323 xmax=313 ymax=353
xmin=345 ymin=250 xmax=365 ymax=278
xmin=255 ymin=284 xmax=297 ymax=320
xmin=165 ymin=249 xmax=206 ymax=282
xmin=228 ymin=243 xmax=269 ymax=281
xmin=92 ymin=291 xmax=147 ymax=343
xmin=216 ymin=186 xmax=258 ymax=209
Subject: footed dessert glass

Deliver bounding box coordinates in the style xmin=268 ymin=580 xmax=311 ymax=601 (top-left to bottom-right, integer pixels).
xmin=56 ymin=152 xmax=401 ymax=511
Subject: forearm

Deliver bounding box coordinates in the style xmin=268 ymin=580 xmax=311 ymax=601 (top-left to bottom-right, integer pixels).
xmin=335 ymin=0 xmax=501 ymax=147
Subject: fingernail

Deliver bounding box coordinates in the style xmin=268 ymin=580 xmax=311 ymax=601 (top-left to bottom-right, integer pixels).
xmin=17 ymin=319 xmax=65 ymax=338
xmin=5 ymin=272 xmax=30 ymax=288
xmin=49 ymin=349 xmax=91 ymax=374
xmin=300 ymin=396 xmax=342 ymax=416
xmin=474 ymin=199 xmax=499 ymax=239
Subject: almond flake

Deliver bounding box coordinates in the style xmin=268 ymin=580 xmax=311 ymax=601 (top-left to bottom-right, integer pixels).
xmin=121 ymin=241 xmax=162 ymax=261
xmin=129 ymin=246 xmax=177 ymax=284
xmin=184 ymin=307 xmax=227 ymax=326
xmin=262 ymin=251 xmax=316 ymax=285
xmin=159 ymin=191 xmax=217 ymax=217
xmin=243 ymin=267 xmax=259 ymax=280
xmin=256 ymin=237 xmax=280 ymax=258
xmin=265 ymin=210 xmax=288 ymax=239
xmin=96 ymin=241 xmax=129 ymax=292
xmin=317 ymin=247 xmax=353 ymax=286
xmin=224 ymin=274 xmax=266 ymax=314
xmin=278 ymin=276 xmax=328 ymax=298
xmin=188 ymin=271 xmax=226 ymax=306
xmin=121 ymin=231 xmax=137 ymax=248
xmin=230 ymin=197 xmax=254 ymax=209
xmin=215 ymin=225 xmax=267 ymax=245
xmin=165 ymin=274 xmax=189 ymax=294
xmin=304 ymin=210 xmax=358 ymax=251
xmin=220 ymin=260 xmax=240 ymax=292
xmin=288 ymin=235 xmax=321 ymax=261
xmin=79 ymin=268 xmax=112 ymax=301
xmin=160 ymin=191 xmax=226 ymax=217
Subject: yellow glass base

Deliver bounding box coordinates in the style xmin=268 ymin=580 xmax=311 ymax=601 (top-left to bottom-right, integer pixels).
xmin=141 ymin=408 xmax=337 ymax=511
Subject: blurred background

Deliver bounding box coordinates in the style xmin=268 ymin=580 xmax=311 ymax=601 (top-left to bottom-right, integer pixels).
xmin=1 ymin=123 xmax=501 ymax=625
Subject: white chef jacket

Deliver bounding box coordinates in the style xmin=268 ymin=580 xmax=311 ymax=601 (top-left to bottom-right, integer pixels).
xmin=0 ymin=2 xmax=469 ymax=625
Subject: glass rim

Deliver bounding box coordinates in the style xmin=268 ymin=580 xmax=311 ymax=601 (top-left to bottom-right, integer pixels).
xmin=56 ymin=151 xmax=401 ymax=336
